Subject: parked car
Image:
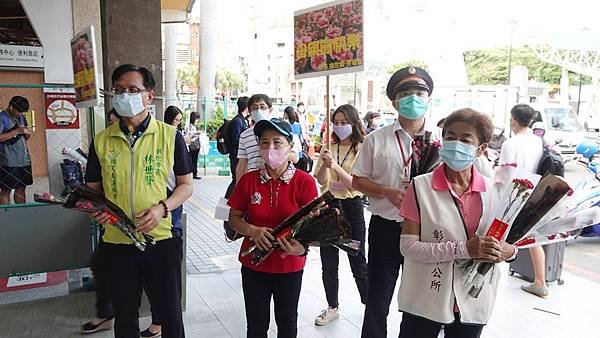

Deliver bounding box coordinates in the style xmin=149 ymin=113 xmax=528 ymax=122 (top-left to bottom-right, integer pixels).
xmin=531 ymin=104 xmax=587 ymax=163
xmin=583 ymin=111 xmax=600 ymax=132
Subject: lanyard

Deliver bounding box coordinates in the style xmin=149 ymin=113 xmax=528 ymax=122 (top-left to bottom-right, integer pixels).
xmin=395 ymin=131 xmax=412 ymax=167
xmin=336 ymin=143 xmax=353 ymax=168
xmin=333 ymin=143 xmax=353 ymax=182
xmin=395 ymin=131 xmax=413 ymax=181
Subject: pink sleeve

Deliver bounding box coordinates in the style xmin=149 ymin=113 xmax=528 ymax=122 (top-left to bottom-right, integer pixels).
xmin=399 ymin=182 xmax=420 ymax=223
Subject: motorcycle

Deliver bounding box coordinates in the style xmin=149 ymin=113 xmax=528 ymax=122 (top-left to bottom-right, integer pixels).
xmin=576 ymin=140 xmax=600 ymax=237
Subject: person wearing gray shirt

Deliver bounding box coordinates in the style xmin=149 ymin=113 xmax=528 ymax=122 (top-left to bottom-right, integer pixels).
xmin=0 ymin=96 xmax=33 ymax=204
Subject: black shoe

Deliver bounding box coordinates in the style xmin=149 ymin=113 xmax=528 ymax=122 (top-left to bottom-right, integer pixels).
xmin=140 ymin=327 xmax=162 ymax=337
xmin=81 ymin=318 xmax=113 ymax=334
xmin=193 ymin=175 xmax=202 ymax=180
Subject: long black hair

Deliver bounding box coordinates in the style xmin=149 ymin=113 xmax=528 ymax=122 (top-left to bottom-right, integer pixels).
xmin=331 ymin=104 xmax=365 ymax=149
xmin=283 ymin=106 xmax=298 ymax=123
xmin=164 ymin=105 xmax=182 ymax=126
xmin=189 ymin=111 xmax=200 ymax=126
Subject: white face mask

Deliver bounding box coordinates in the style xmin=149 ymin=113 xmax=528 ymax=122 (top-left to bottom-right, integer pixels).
xmin=251 ymin=109 xmax=269 ymax=122
xmin=112 ymin=93 xmax=146 ymax=117
xmin=333 ymin=124 xmax=353 ymax=140
xmin=298 ymin=107 xmax=305 ymax=113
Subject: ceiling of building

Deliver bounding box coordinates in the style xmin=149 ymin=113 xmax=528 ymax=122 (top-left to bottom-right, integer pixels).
xmin=0 ymin=0 xmax=40 ymax=46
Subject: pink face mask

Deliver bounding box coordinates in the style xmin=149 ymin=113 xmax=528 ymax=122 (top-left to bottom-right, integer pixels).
xmin=260 ymin=146 xmax=288 ymax=169
xmin=533 ymin=129 xmax=545 ymax=137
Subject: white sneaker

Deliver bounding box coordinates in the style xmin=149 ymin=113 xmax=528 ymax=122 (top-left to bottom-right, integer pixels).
xmin=315 ymin=306 xmax=339 ymax=326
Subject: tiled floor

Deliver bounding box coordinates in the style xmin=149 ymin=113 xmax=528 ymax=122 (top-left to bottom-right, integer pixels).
xmin=0 ymin=251 xmax=598 ymax=338
xmin=184 ymin=175 xmax=240 ymax=274
xmin=2 ymin=174 xmax=600 ymax=337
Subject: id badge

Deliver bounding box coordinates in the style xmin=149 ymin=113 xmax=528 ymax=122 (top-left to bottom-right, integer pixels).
xmin=400 ymin=167 xmax=410 ymax=193
xmin=330 ymin=181 xmax=346 ymax=192
xmin=400 ymin=179 xmax=410 ymax=193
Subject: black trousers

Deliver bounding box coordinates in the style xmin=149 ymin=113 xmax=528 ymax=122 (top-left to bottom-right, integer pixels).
xmin=90 ymin=244 xmax=113 ymax=319
xmin=189 ymin=149 xmax=200 ymax=177
xmin=241 ymin=266 xmax=303 ymax=338
xmin=225 ymin=155 xmax=239 ymax=199
xmin=399 ymin=312 xmax=484 ymax=338
xmin=320 ymin=197 xmax=368 ymax=308
xmin=361 ymin=215 xmax=404 ymax=338
xmin=102 ymin=237 xmax=184 ymax=338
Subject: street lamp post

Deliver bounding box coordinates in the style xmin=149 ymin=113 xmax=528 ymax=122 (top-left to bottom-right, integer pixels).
xmin=507 ymin=20 xmax=517 ymax=85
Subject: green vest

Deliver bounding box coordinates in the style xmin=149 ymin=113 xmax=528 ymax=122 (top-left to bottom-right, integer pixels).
xmin=94 ymin=118 xmax=176 ymax=244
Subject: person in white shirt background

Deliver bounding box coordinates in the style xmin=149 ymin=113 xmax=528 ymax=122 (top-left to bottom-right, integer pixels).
xmin=235 ymin=94 xmax=299 ymax=184
xmin=499 ymin=104 xmax=548 ymax=297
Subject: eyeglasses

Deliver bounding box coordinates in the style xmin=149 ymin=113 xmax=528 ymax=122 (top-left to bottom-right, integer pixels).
xmin=109 ymin=87 xmax=149 ymax=95
xmin=395 ymin=89 xmax=428 ymax=99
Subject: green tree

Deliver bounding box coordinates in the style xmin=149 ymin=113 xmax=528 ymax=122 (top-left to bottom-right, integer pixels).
xmin=205 ymin=105 xmax=225 ymax=140
xmin=216 ymin=68 xmax=244 ymax=96
xmin=464 ymin=46 xmax=591 ymax=85
xmin=177 ymin=65 xmax=198 ymax=88
xmin=387 ymin=59 xmax=429 ymax=74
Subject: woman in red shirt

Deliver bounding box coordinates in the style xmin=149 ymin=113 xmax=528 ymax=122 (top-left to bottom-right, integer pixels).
xmin=228 ymin=118 xmax=318 ymax=338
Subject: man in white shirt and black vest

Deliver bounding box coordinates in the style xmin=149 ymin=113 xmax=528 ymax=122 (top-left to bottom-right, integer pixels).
xmin=352 ymin=66 xmax=438 ymax=338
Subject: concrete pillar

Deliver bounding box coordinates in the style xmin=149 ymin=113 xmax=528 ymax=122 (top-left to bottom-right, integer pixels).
xmin=592 ymin=75 xmax=600 ymax=108
xmin=199 ymin=0 xmax=218 ymax=99
xmin=21 ymin=0 xmax=78 ymax=194
xmin=71 ymin=0 xmax=104 ymax=142
xmin=100 ymin=0 xmax=163 ymax=119
xmin=560 ymin=67 xmax=569 ymax=106
xmin=164 ymin=23 xmax=178 ymax=108
xmin=510 ymin=65 xmax=529 ymax=101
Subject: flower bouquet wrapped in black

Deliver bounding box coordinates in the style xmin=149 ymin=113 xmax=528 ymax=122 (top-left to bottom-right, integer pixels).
xmin=241 ymin=191 xmax=361 ymax=265
xmin=461 ymin=173 xmax=571 ymax=298
xmin=411 ymin=131 xmax=442 ymax=178
xmin=34 ymin=185 xmax=155 ymax=251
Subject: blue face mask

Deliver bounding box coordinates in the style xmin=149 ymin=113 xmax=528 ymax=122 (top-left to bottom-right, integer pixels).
xmin=439 ymin=140 xmax=478 ymax=171
xmin=397 ymin=94 xmax=428 ymax=120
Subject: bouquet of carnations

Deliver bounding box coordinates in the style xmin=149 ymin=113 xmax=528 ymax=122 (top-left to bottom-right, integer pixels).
xmin=34 ymin=185 xmax=155 ymax=251
xmin=461 ymin=166 xmax=600 ymax=297
xmin=241 ymin=191 xmax=361 ymax=265
xmin=411 ymin=131 xmax=442 ymax=178
xmin=459 ymin=166 xmax=566 ymax=297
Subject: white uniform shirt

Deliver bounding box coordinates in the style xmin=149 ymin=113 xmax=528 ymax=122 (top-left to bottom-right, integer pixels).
xmin=352 ymin=119 xmax=442 ymax=221
xmin=499 ymin=129 xmax=543 ymax=174
xmin=237 ymin=126 xmax=263 ymax=171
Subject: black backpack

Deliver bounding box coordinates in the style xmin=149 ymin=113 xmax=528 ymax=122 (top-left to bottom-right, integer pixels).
xmin=216 ymin=119 xmax=232 ymax=154
xmin=536 ymin=142 xmax=564 ymax=177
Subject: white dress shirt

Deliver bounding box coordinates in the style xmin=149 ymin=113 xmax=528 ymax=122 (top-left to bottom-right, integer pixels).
xmin=352 ymin=119 xmax=442 ymax=221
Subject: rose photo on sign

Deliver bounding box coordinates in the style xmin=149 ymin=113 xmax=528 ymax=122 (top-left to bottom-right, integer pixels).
xmin=294 ymin=0 xmax=363 ymax=79
xmin=71 ymin=26 xmax=99 ymax=107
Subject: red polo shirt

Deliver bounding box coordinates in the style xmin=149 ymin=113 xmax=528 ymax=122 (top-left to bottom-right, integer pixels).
xmin=228 ymin=164 xmax=318 ymax=273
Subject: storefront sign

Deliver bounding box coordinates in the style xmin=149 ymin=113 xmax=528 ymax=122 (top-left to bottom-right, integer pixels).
xmin=71 ymin=26 xmax=99 ymax=108
xmin=294 ymin=0 xmax=364 ymax=79
xmin=0 ymin=44 xmax=43 ymax=68
xmin=44 ymin=88 xmax=80 ymax=129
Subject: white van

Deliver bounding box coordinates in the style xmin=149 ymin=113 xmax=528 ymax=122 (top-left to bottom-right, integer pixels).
xmin=531 ymin=105 xmax=586 ymax=162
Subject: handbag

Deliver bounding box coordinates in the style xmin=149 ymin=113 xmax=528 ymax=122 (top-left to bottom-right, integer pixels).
xmin=188 ymin=137 xmax=201 ymax=151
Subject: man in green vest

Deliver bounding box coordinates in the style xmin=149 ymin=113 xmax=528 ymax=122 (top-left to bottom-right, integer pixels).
xmin=85 ymin=64 xmax=193 ymax=338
